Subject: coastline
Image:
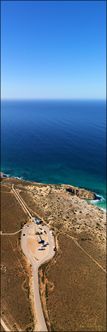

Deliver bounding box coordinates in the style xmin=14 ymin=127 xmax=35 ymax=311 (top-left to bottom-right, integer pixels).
xmin=1 ymin=174 xmax=106 ymax=331
xmin=0 ymin=171 xmax=106 ymax=211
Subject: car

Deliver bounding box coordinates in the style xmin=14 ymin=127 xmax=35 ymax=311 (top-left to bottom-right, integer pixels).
xmin=35 ymin=218 xmax=42 ymax=225
xmin=42 ymin=242 xmax=49 ymax=247
xmin=38 ymin=239 xmax=44 ymax=244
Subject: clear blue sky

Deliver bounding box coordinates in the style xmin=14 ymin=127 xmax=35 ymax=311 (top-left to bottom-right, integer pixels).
xmin=1 ymin=0 xmax=106 ymax=100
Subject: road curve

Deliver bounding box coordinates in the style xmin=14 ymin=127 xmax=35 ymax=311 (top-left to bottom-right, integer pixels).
xmin=0 ymin=229 xmax=22 ymax=236
xmin=21 ymin=223 xmax=55 ymax=331
xmin=0 ymin=318 xmax=10 ymax=332
xmin=12 ymin=185 xmax=55 ymax=332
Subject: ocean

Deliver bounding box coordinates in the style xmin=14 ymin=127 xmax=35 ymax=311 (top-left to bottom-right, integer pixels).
xmin=1 ymin=100 xmax=106 ymax=209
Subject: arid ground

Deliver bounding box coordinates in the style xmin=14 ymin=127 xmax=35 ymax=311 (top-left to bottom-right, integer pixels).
xmin=1 ymin=177 xmax=106 ymax=331
xmin=0 ymin=181 xmax=34 ymax=332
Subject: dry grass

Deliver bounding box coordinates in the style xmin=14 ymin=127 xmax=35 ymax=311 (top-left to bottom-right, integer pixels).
xmin=0 ymin=324 xmax=5 ymax=331
xmin=1 ymin=179 xmax=106 ymax=331
xmin=1 ymin=187 xmax=34 ymax=331
xmin=18 ymin=182 xmax=106 ymax=250
xmin=43 ymin=234 xmax=106 ymax=332
xmin=1 ymin=191 xmax=28 ymax=232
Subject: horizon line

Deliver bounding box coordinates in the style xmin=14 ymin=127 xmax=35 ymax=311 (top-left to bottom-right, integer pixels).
xmin=1 ymin=97 xmax=106 ymax=102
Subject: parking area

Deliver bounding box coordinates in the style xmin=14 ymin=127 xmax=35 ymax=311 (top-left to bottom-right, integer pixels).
xmin=22 ymin=217 xmax=54 ymax=264
xmin=26 ymin=223 xmax=49 ymax=260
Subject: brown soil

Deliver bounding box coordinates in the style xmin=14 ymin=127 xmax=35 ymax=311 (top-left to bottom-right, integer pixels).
xmin=19 ymin=181 xmax=105 ymax=332
xmin=0 ymin=187 xmax=34 ymax=331
xmin=1 ymin=178 xmax=106 ymax=332
xmin=0 ymin=324 xmax=5 ymax=331
xmin=0 ymin=191 xmax=29 ymax=232
xmin=44 ymin=234 xmax=106 ymax=332
xmin=17 ymin=182 xmax=106 ymax=250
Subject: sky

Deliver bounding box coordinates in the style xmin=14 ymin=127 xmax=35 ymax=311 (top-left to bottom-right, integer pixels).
xmin=1 ymin=0 xmax=106 ymax=100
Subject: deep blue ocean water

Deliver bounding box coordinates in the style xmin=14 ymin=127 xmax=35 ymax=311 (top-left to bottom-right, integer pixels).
xmin=1 ymin=100 xmax=106 ymax=209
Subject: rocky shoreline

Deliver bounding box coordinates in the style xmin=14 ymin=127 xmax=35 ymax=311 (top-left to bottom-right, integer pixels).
xmin=0 ymin=172 xmax=103 ymax=203
xmin=64 ymin=184 xmax=99 ymax=200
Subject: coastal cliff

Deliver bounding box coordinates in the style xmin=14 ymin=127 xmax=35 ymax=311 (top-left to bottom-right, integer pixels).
xmin=64 ymin=184 xmax=96 ymax=199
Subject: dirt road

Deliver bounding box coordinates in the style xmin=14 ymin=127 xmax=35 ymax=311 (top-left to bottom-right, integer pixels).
xmin=12 ymin=185 xmax=55 ymax=332
xmin=0 ymin=319 xmax=10 ymax=332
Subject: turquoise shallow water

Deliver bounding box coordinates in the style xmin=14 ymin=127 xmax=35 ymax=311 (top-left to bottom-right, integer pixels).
xmin=1 ymin=100 xmax=106 ymax=210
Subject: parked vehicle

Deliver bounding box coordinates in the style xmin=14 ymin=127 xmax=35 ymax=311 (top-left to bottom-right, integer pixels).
xmin=42 ymin=242 xmax=49 ymax=247
xmin=35 ymin=218 xmax=42 ymax=225
xmin=38 ymin=239 xmax=44 ymax=244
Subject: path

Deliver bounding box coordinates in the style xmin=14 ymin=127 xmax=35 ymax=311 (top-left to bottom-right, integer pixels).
xmin=0 ymin=229 xmax=22 ymax=236
xmin=12 ymin=185 xmax=55 ymax=332
xmin=1 ymin=319 xmax=10 ymax=332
